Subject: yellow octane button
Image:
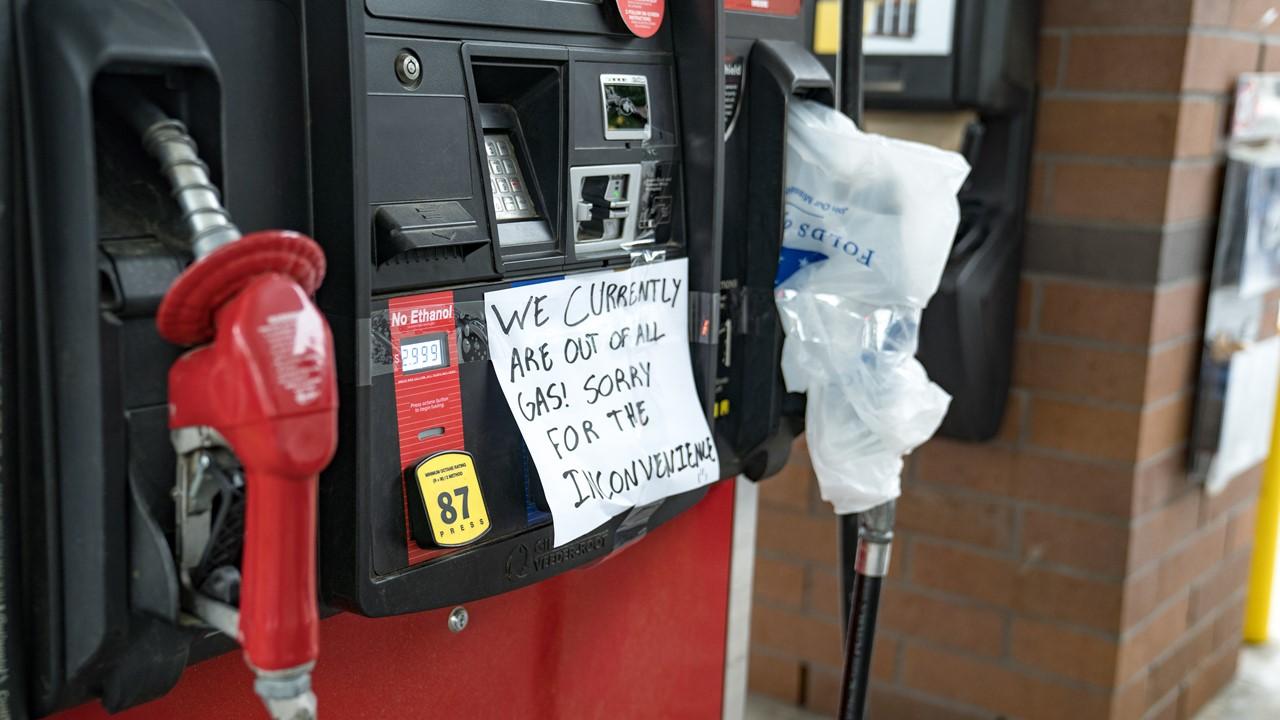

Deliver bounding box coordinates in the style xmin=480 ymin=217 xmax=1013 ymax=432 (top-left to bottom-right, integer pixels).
xmin=415 ymin=451 xmax=491 ymax=547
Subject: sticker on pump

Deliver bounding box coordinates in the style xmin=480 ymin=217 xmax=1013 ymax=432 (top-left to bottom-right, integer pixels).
xmin=409 ymin=451 xmax=491 ymax=548
xmin=615 ymin=0 xmax=665 ymax=38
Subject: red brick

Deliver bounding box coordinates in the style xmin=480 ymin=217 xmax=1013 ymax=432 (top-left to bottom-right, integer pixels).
xmin=757 ymin=506 xmax=838 ymax=564
xmin=804 ymin=665 xmax=841 ymax=716
xmin=1203 ymin=463 xmax=1264 ymax=522
xmin=758 ymin=464 xmax=811 ymax=511
xmin=931 ymin=539 xmax=1128 ymax=616
xmin=1166 ymin=162 xmax=1222 ymax=224
xmin=753 ymin=555 xmax=805 ymax=608
xmin=1038 ymin=280 xmax=1153 ymax=345
xmin=1022 ymin=508 xmax=1129 ymax=577
xmin=1149 ymin=688 xmax=1182 ymax=720
xmin=901 ymin=643 xmax=1110 ymax=720
xmin=1229 ymin=0 xmax=1280 ymax=32
xmin=1015 ymin=338 xmax=1148 ymax=404
xmin=1013 ymin=452 xmax=1135 ymax=518
xmin=1130 ymin=491 xmax=1202 ymax=570
xmin=1157 ymin=521 xmax=1227 ymax=599
xmin=1118 ymin=592 xmax=1191 ymax=682
xmin=1157 ymin=280 xmax=1203 ymax=345
xmin=1111 ymin=672 xmax=1150 ymax=720
xmin=1175 ymin=100 xmax=1221 ymax=158
xmin=896 ymin=484 xmax=1013 ymax=550
xmin=1134 ymin=453 xmax=1195 ymax=517
xmin=807 ymin=566 xmax=841 ymax=619
xmin=1144 ymin=338 xmax=1200 ymax=404
xmin=1028 ymin=397 xmax=1142 ymax=463
xmin=1192 ymin=0 xmax=1232 ymax=26
xmin=1265 ymin=41 xmax=1280 ymax=72
xmin=1011 ymin=618 xmax=1119 ymax=687
xmin=872 ymin=635 xmax=898 ymax=682
xmin=1179 ymin=645 xmax=1239 ymax=718
xmin=1137 ymin=394 xmax=1194 ymax=462
xmin=912 ymin=439 xmax=1014 ymax=495
xmin=750 ymin=602 xmax=843 ymax=667
xmin=1062 ymin=35 xmax=1187 ymax=93
xmin=1183 ymin=34 xmax=1261 ymax=92
xmin=996 ymin=390 xmax=1027 ymax=445
xmin=879 ymin=586 xmax=1006 ymax=658
xmin=1048 ymin=162 xmax=1171 ymax=225
xmin=747 ymin=651 xmax=802 ymax=703
xmin=1016 ymin=566 xmax=1126 ymax=631
xmin=1212 ymin=593 xmax=1247 ymax=649
xmin=1147 ymin=619 xmax=1214 ymax=705
xmin=1122 ymin=566 xmax=1163 ymax=631
xmin=1189 ymin=549 xmax=1252 ymax=623
xmin=909 ymin=541 xmax=1017 ymax=607
xmin=1036 ymin=99 xmax=1185 ymax=158
xmin=1225 ymin=502 xmax=1258 ymax=555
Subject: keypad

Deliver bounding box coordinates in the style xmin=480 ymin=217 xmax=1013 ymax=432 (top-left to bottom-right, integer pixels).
xmin=485 ymin=134 xmax=538 ymax=222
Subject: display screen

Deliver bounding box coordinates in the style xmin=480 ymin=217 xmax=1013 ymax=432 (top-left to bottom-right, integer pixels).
xmin=400 ymin=333 xmax=450 ymax=374
xmin=863 ymin=0 xmax=955 ymax=56
xmin=604 ymin=83 xmax=650 ymax=132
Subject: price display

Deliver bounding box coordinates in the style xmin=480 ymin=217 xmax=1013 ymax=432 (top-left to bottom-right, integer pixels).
xmin=400 ymin=333 xmax=450 ymax=374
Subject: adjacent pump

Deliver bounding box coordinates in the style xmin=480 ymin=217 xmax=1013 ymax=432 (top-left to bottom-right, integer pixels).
xmin=863 ymin=0 xmax=1037 ymax=441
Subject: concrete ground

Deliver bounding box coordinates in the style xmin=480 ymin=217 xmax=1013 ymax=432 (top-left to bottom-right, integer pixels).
xmin=1195 ymin=642 xmax=1280 ymax=720
xmin=742 ymin=642 xmax=1280 ymax=719
xmin=743 ymin=694 xmax=822 ymax=720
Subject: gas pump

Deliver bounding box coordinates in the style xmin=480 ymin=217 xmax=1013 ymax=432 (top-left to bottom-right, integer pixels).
xmin=4 ymin=0 xmax=744 ymax=718
xmin=304 ymin=0 xmax=725 ymax=617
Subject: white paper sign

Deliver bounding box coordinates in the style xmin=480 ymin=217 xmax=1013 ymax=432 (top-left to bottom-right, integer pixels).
xmin=1209 ymin=335 xmax=1280 ymax=491
xmin=485 ymin=258 xmax=720 ymax=546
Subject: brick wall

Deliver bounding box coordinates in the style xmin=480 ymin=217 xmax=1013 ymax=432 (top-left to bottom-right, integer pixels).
xmin=749 ymin=1 xmax=1277 ymax=718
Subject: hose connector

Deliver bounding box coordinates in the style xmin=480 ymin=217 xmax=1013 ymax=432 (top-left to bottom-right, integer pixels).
xmin=140 ymin=118 xmax=241 ymax=259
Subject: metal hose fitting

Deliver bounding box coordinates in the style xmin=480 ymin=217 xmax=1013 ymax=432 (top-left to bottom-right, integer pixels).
xmin=139 ymin=118 xmax=241 ymax=259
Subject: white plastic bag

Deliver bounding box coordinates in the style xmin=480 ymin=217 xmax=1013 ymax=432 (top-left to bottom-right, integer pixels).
xmin=776 ymin=99 xmax=968 ymax=514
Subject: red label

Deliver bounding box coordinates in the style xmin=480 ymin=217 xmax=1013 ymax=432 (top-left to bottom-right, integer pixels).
xmin=616 ymin=0 xmax=665 ymax=38
xmin=389 ymin=291 xmax=465 ymax=566
xmin=725 ymin=0 xmax=801 ymax=16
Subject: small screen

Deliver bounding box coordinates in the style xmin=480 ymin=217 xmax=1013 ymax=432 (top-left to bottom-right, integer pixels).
xmin=400 ymin=333 xmax=450 ymax=374
xmin=604 ymin=83 xmax=650 ymax=132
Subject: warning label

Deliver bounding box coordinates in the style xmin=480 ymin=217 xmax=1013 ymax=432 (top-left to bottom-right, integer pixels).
xmin=616 ymin=0 xmax=665 ymax=38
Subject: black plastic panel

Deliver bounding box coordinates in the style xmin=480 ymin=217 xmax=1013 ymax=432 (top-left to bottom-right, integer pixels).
xmin=312 ymin=0 xmax=725 ymax=617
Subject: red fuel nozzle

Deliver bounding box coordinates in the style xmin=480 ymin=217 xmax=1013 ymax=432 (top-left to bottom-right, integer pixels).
xmin=162 ymin=230 xmax=336 ymax=719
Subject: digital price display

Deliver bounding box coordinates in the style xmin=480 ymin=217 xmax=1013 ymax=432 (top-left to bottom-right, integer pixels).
xmin=400 ymin=332 xmax=450 ymax=374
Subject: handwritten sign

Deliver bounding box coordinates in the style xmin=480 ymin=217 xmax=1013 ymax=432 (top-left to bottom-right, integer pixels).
xmin=485 ymin=258 xmax=720 ymax=546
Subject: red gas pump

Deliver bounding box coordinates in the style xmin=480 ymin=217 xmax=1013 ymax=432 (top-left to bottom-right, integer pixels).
xmin=109 ymin=88 xmax=337 ymax=719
